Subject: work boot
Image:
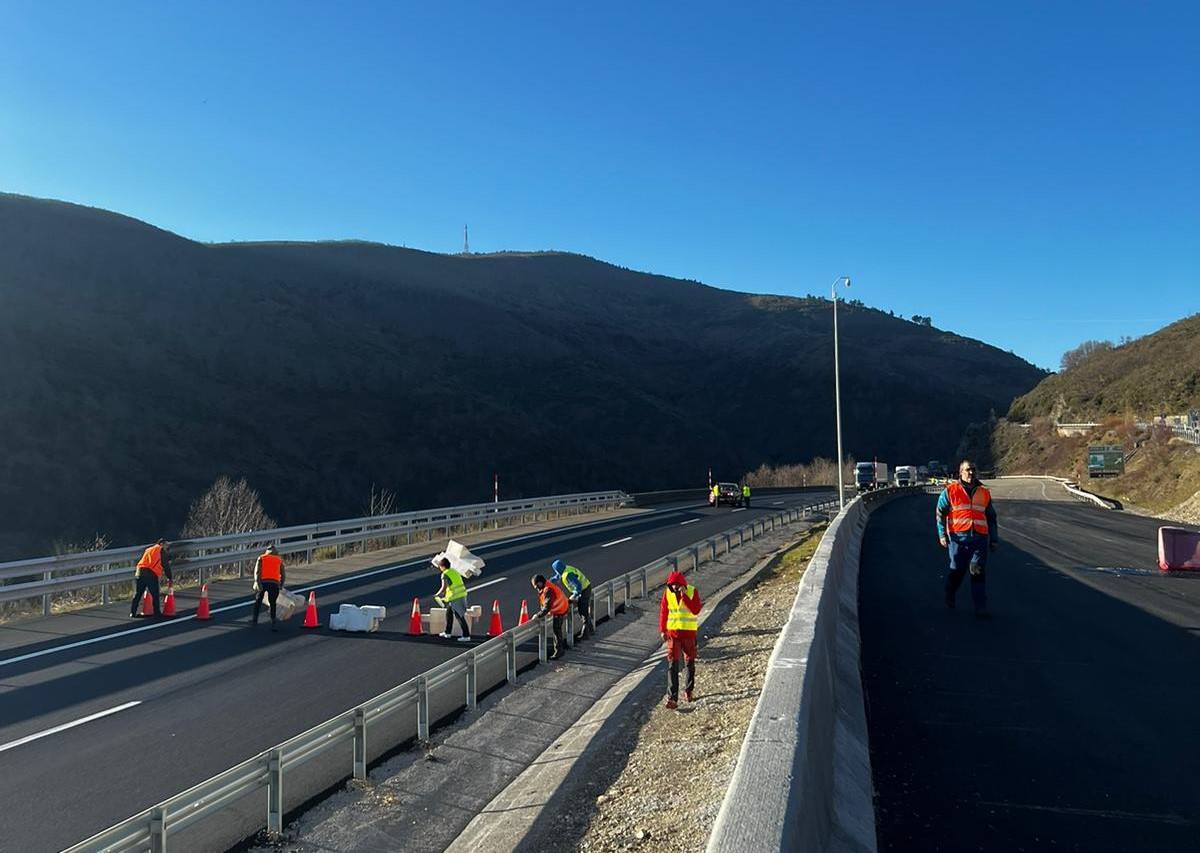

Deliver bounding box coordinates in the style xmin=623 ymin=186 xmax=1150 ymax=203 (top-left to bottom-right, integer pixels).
xmin=457 ymin=635 xmax=472 ymax=643
xmin=685 ymin=691 xmax=695 ymax=703
xmin=665 ymin=697 xmax=678 ymax=710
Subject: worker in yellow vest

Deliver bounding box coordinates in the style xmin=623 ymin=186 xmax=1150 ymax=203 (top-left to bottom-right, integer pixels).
xmin=710 ymin=483 xmax=719 ymax=507
xmin=741 ymin=483 xmax=751 ymax=508
xmin=252 ymin=545 xmax=286 ymax=630
xmin=130 ymin=539 xmax=173 ymax=618
xmin=659 ymin=571 xmax=702 ymax=709
xmin=435 ymin=557 xmax=472 ymax=642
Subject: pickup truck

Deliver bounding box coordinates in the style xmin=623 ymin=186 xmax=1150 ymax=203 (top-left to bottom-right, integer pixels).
xmin=711 ymin=482 xmax=744 ymax=508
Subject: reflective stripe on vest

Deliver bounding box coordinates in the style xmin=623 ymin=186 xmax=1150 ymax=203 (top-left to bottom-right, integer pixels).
xmin=136 ymin=544 xmax=164 ymax=577
xmin=561 ymin=565 xmax=590 ymax=591
xmin=666 ymin=585 xmax=698 ymax=632
xmin=259 ymin=553 xmax=283 ymax=582
xmin=542 ymin=581 xmax=570 ymax=615
xmin=442 ymin=568 xmax=468 ymax=602
xmin=946 ymin=481 xmax=990 ymax=536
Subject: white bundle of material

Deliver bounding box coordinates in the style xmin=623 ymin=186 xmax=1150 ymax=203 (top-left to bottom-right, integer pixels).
xmin=430 ymin=539 xmax=485 ymax=578
xmin=328 ymin=603 xmax=384 ymax=632
xmin=275 ymin=588 xmax=307 ymax=621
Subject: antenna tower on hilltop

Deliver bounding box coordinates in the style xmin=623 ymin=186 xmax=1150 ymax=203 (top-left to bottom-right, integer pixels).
xmin=463 ymin=224 xmax=470 ymax=255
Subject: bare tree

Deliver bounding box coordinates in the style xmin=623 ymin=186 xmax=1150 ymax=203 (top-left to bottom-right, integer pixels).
xmin=181 ymin=476 xmax=276 ymax=538
xmin=366 ymin=483 xmax=397 ymax=517
xmin=1059 ymin=339 xmax=1113 ymax=372
xmin=742 ymin=456 xmax=856 ymax=487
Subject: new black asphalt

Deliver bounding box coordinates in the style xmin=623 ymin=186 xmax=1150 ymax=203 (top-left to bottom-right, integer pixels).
xmin=860 ymin=494 xmax=1200 ymax=852
xmin=0 ymin=492 xmax=828 ymax=852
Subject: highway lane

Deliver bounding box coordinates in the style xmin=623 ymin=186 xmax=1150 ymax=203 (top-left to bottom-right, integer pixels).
xmin=860 ymin=494 xmax=1200 ymax=852
xmin=0 ymin=490 xmax=830 ymax=852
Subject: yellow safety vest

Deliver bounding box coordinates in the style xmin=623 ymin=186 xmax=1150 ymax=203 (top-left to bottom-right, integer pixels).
xmin=742 ymin=485 xmax=750 ymax=497
xmin=665 ymin=585 xmax=698 ymax=632
xmin=561 ymin=564 xmax=590 ymax=591
xmin=442 ymin=567 xmax=467 ymax=602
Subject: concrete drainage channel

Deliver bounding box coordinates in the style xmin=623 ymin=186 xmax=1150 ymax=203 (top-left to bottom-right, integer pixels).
xmin=64 ymin=500 xmax=837 ymax=853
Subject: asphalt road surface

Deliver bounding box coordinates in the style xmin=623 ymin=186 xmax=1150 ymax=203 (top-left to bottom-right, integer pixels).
xmin=0 ymin=491 xmax=830 ymax=852
xmin=860 ymin=492 xmax=1200 ymax=852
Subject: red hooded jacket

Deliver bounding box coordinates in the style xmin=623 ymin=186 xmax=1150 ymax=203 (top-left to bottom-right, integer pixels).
xmin=659 ymin=571 xmax=702 ymax=636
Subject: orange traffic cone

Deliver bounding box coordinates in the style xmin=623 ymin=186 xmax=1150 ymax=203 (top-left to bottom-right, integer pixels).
xmin=488 ymin=599 xmax=504 ymax=636
xmin=140 ymin=590 xmax=155 ymax=617
xmin=409 ymin=598 xmax=423 ymax=635
xmin=195 ymin=584 xmax=212 ymax=620
xmin=162 ymin=582 xmax=177 ymax=617
xmin=302 ymin=591 xmax=319 ymax=628
xmin=518 ymin=599 xmax=530 ymax=625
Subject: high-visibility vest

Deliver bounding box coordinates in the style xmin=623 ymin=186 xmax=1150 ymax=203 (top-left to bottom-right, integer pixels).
xmin=541 ymin=581 xmax=570 ymax=616
xmin=665 ymin=585 xmax=699 ymax=632
xmin=136 ymin=544 xmax=164 ymax=577
xmin=945 ymin=481 xmax=991 ymax=537
xmin=742 ymin=485 xmax=750 ymax=497
xmin=560 ymin=564 xmax=590 ymax=591
xmin=259 ymin=553 xmax=283 ymax=583
xmin=442 ymin=567 xmax=468 ymax=602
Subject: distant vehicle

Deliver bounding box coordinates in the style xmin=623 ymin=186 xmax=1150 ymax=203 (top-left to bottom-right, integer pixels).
xmin=713 ymin=482 xmax=744 ymax=507
xmin=927 ymin=460 xmax=948 ymax=478
xmin=894 ymin=465 xmax=918 ymax=487
xmin=855 ymin=462 xmax=889 ymax=493
xmin=916 ymin=465 xmax=930 ymax=480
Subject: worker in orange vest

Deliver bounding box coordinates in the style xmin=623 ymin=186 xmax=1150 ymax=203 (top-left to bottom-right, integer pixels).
xmin=130 ymin=539 xmax=173 ymax=618
xmin=936 ymin=459 xmax=998 ymax=617
xmin=532 ymin=574 xmax=570 ymax=659
xmin=660 ymin=571 xmax=702 ymax=709
xmin=252 ymin=545 xmax=286 ymax=630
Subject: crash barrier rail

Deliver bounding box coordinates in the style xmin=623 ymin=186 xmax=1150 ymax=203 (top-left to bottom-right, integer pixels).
xmin=993 ymin=474 xmax=1120 ymax=510
xmin=708 ymin=486 xmax=920 ymax=853
xmin=629 ymin=485 xmax=834 ymax=507
xmin=0 ymin=491 xmax=630 ymax=612
xmin=65 ymin=497 xmax=839 ymax=853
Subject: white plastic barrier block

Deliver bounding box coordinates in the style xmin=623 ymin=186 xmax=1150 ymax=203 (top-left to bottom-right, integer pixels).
xmin=327 ymin=604 xmax=382 ymax=632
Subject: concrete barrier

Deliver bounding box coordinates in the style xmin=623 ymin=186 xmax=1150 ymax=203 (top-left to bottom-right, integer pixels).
xmin=707 ymin=487 xmax=915 ymax=853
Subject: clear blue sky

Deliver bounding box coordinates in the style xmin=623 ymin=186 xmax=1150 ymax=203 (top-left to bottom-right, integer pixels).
xmin=2 ymin=1 xmax=1196 ymax=369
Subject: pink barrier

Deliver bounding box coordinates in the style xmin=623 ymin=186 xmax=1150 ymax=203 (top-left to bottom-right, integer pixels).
xmin=1158 ymin=526 xmax=1200 ymax=572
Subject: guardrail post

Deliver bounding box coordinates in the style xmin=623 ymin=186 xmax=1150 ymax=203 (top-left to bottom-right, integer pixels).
xmin=639 ymin=567 xmax=648 ymax=598
xmin=417 ymin=676 xmax=430 ymax=740
xmin=102 ymin=562 xmax=111 ymax=605
xmin=466 ymin=652 xmax=478 ymax=709
xmin=724 ymin=532 xmax=732 ymax=552
xmin=353 ymin=708 xmax=367 ymax=780
xmin=691 ymin=546 xmax=701 ymax=570
xmin=538 ymin=618 xmax=548 ymax=662
xmin=606 ymin=582 xmax=615 ymax=620
xmin=623 ymin=574 xmax=632 ymax=605
xmin=267 ymin=748 xmax=283 ymax=834
xmin=506 ymin=633 xmax=518 ymax=684
xmin=709 ymin=539 xmax=717 ymax=560
xmin=42 ymin=570 xmax=51 ymax=616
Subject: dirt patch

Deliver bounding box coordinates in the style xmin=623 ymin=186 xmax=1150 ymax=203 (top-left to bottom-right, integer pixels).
xmin=528 ymin=525 xmax=827 ymax=853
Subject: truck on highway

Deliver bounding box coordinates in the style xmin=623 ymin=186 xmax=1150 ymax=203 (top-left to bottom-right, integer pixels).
xmin=894 ymin=465 xmax=918 ymax=487
xmin=855 ymin=461 xmax=889 ymax=492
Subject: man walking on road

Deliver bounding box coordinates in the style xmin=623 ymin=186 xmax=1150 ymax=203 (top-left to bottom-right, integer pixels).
xmin=660 ymin=571 xmax=702 ymax=709
xmin=741 ymin=483 xmax=751 ymax=508
xmin=252 ymin=545 xmax=285 ymax=631
xmin=130 ymin=539 xmax=173 ymax=617
xmin=532 ymin=574 xmax=570 ymax=659
xmin=936 ymin=459 xmax=998 ymax=617
xmin=435 ymin=557 xmax=472 ymax=642
xmin=551 ymin=558 xmax=594 ymax=640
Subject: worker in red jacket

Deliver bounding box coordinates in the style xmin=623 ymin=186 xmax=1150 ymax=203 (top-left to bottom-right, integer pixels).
xmin=660 ymin=571 xmax=702 ymax=709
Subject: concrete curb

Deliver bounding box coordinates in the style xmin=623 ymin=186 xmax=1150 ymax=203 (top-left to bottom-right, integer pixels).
xmin=445 ymin=529 xmax=824 ymax=853
xmin=996 ymin=474 xmax=1120 ymax=510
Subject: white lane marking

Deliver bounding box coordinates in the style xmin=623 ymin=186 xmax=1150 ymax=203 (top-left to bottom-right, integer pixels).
xmin=772 ymin=501 xmax=784 ymax=505
xmin=679 ymin=519 xmax=700 ymax=526
xmin=0 ymin=701 xmax=141 ymax=754
xmin=466 ymin=577 xmax=508 ymax=592
xmin=601 ymin=537 xmax=633 ymax=548
xmin=730 ymin=508 xmax=746 ymax=513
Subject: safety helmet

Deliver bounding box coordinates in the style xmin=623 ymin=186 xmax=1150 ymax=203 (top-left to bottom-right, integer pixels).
xmin=551 ymin=559 xmax=565 ymax=574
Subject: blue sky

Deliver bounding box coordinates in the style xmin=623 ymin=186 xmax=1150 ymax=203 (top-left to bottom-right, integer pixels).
xmin=2 ymin=1 xmax=1196 ymax=369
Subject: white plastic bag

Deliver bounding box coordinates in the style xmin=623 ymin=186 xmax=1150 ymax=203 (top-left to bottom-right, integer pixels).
xmin=275 ymin=588 xmax=306 ymax=621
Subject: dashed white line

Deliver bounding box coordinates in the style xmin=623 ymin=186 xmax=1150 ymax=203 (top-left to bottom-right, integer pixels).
xmin=772 ymin=501 xmax=784 ymax=505
xmin=601 ymin=537 xmax=633 ymax=548
xmin=730 ymin=508 xmax=746 ymax=513
xmin=679 ymin=519 xmax=700 ymax=526
xmin=0 ymin=701 xmax=142 ymax=754
xmin=466 ymin=576 xmax=508 ymax=592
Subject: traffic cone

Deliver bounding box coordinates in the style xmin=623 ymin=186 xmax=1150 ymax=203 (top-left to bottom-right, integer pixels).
xmin=140 ymin=590 xmax=154 ymax=617
xmin=302 ymin=591 xmax=320 ymax=628
xmin=195 ymin=584 xmax=212 ymax=620
xmin=162 ymin=582 xmax=177 ymax=617
xmin=518 ymin=600 xmax=530 ymax=625
xmin=488 ymin=599 xmax=504 ymax=636
xmin=409 ymin=598 xmax=423 ymax=635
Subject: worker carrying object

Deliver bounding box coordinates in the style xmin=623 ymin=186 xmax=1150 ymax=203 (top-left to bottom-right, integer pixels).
xmin=435 ymin=557 xmax=472 ymax=642
xmin=741 ymin=483 xmax=751 ymax=508
xmin=710 ymin=483 xmax=719 ymax=507
xmin=660 ymin=571 xmax=702 ymax=709
xmin=532 ymin=574 xmax=570 ymax=659
xmin=936 ymin=459 xmax=999 ymax=618
xmin=252 ymin=545 xmax=286 ymax=631
xmin=551 ymin=558 xmax=594 ymax=640
xmin=130 ymin=539 xmax=173 ymax=618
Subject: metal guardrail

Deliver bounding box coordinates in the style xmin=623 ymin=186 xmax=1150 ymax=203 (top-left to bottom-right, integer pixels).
xmin=0 ymin=491 xmax=629 ymax=611
xmin=64 ymin=498 xmax=838 ymax=853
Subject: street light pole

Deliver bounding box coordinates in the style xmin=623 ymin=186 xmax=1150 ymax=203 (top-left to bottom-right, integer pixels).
xmin=832 ymin=276 xmax=851 ymax=510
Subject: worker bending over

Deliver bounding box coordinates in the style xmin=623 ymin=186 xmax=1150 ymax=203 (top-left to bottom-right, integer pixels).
xmin=552 ymin=558 xmax=594 ymax=640
xmin=532 ymin=574 xmax=570 ymax=659
xmin=660 ymin=571 xmax=702 ymax=709
xmin=435 ymin=557 xmax=473 ymax=641
xmin=252 ymin=545 xmax=285 ymax=631
xmin=130 ymin=539 xmax=173 ymax=618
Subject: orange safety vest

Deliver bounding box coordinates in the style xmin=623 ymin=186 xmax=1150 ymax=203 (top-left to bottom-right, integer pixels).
xmin=945 ymin=481 xmax=991 ymax=537
xmin=258 ymin=553 xmax=283 ymax=583
xmin=540 ymin=581 xmax=570 ymax=616
xmin=136 ymin=544 xmax=164 ymax=577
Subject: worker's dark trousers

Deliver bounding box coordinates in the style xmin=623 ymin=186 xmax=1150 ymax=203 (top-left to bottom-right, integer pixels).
xmin=743 ymin=496 xmax=750 ymax=508
xmin=130 ymin=570 xmax=161 ymax=616
xmin=444 ymin=601 xmax=470 ymax=636
xmin=253 ymin=581 xmax=280 ymax=624
xmin=946 ymin=538 xmax=988 ymax=611
xmin=550 ymin=614 xmax=566 ymax=657
xmin=575 ymin=587 xmax=594 ymax=638
xmin=666 ymin=634 xmax=698 ymax=699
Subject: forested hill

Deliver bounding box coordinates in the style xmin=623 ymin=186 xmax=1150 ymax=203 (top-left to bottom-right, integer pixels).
xmin=0 ymin=193 xmax=1045 ymax=558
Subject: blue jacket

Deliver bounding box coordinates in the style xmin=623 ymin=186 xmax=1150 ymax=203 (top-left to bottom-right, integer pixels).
xmin=935 ymin=481 xmax=998 ymax=542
